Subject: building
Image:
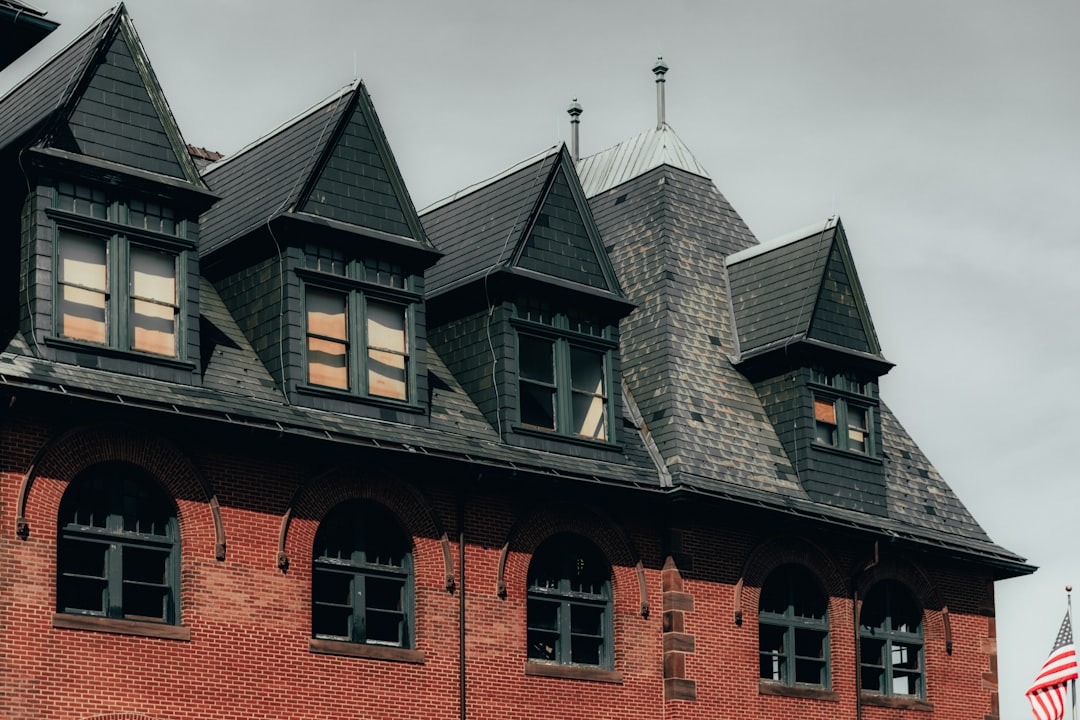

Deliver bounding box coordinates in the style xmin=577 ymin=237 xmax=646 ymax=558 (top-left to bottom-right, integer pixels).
xmin=0 ymin=5 xmax=1032 ymax=720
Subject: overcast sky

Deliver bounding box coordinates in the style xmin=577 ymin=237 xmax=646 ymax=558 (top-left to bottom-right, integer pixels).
xmin=4 ymin=2 xmax=1078 ymax=716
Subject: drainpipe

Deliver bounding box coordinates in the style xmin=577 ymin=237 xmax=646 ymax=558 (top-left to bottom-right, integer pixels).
xmin=652 ymin=56 xmax=668 ymax=128
xmin=458 ymin=486 xmax=467 ymax=720
xmin=567 ymin=98 xmax=583 ymax=162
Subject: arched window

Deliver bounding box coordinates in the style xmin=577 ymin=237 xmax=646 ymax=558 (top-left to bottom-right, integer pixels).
xmin=57 ymin=462 xmax=179 ymax=624
xmin=527 ymin=534 xmax=612 ymax=668
xmin=758 ymin=564 xmax=830 ymax=687
xmin=312 ymin=501 xmax=413 ymax=647
xmin=860 ymin=580 xmax=924 ymax=697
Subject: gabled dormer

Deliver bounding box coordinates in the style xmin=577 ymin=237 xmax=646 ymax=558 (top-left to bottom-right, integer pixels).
xmin=199 ymin=80 xmax=439 ymax=422
xmin=727 ymin=217 xmax=894 ymax=515
xmin=422 ymin=145 xmax=634 ymax=457
xmin=0 ymin=5 xmax=216 ymax=384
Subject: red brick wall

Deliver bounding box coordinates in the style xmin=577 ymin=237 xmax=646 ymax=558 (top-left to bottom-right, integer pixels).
xmin=0 ymin=414 xmax=998 ymax=720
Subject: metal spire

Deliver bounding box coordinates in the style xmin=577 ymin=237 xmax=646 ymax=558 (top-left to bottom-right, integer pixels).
xmin=567 ymin=97 xmax=583 ymax=162
xmin=653 ymin=56 xmax=669 ymax=129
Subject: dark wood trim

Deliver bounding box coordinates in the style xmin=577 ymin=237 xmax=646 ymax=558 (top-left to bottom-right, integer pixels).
xmin=759 ymin=682 xmax=840 ymax=701
xmin=44 ymin=336 xmax=197 ymax=371
xmin=52 ymin=613 xmax=190 ymax=641
xmin=860 ymin=693 xmax=934 ymax=712
xmin=46 ymin=207 xmax=198 ymax=251
xmin=309 ymin=638 xmax=424 ymax=664
xmin=294 ymin=384 xmax=426 ymax=414
xmin=524 ymin=662 xmax=623 ymax=684
xmin=511 ymin=424 xmax=622 ymax=453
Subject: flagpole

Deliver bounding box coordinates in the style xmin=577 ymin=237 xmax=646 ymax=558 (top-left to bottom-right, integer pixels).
xmin=1070 ymin=585 xmax=1076 ymax=720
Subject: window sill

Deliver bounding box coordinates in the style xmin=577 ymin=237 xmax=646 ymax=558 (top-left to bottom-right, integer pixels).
xmin=759 ymin=682 xmax=839 ymax=701
xmin=52 ymin=613 xmax=190 ymax=641
xmin=524 ymin=662 xmax=623 ymax=684
xmin=45 ymin=336 xmax=195 ymax=371
xmin=295 ymin=384 xmax=425 ymax=414
xmin=810 ymin=441 xmax=883 ymax=465
xmin=860 ymin=693 xmax=933 ymax=712
xmin=309 ymin=638 xmax=424 ymax=664
xmin=512 ymin=425 xmax=621 ymax=452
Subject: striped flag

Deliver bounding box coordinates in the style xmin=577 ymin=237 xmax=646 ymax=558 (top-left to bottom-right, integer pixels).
xmin=1027 ymin=610 xmax=1079 ymax=720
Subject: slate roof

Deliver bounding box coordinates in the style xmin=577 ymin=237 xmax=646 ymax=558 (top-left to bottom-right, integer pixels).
xmin=579 ymin=126 xmax=1022 ymax=566
xmin=422 ymin=143 xmax=624 ymax=300
xmin=726 ymin=217 xmax=884 ymax=360
xmin=200 ymin=80 xmax=432 ymax=257
xmin=576 ymin=123 xmax=710 ymax=198
xmin=0 ymin=4 xmax=203 ymax=187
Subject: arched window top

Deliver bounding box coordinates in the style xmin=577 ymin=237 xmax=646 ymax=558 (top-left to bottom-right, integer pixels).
xmin=57 ymin=462 xmax=179 ymax=624
xmin=312 ymin=501 xmax=413 ymax=648
xmin=527 ymin=533 xmax=613 ymax=669
xmin=860 ymin=580 xmax=924 ymax=698
xmin=59 ymin=461 xmax=175 ymax=538
xmin=314 ymin=500 xmax=411 ymax=569
xmin=759 ymin=564 xmax=830 ymax=688
xmin=528 ymin=533 xmax=611 ymax=599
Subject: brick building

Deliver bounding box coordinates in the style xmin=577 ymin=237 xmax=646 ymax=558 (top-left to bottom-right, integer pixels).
xmin=0 ymin=6 xmax=1032 ymax=720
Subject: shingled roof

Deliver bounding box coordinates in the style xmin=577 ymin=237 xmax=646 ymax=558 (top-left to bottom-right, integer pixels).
xmin=580 ymin=122 xmax=1018 ymax=564
xmin=422 ymin=143 xmax=625 ymax=302
xmin=0 ymin=3 xmax=203 ymax=186
xmin=200 ymin=80 xmax=432 ymax=258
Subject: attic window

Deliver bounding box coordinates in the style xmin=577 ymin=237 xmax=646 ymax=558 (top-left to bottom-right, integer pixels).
xmin=513 ymin=304 xmax=614 ymax=444
xmin=812 ymin=393 xmax=874 ymax=456
xmin=300 ymin=245 xmax=418 ymax=404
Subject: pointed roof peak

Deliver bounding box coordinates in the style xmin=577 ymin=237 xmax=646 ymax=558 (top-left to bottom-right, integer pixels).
xmin=420 ymin=143 xmax=562 ymax=215
xmin=576 ymin=122 xmax=709 ymax=198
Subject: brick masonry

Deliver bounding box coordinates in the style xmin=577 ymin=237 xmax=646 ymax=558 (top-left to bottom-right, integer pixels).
xmin=0 ymin=413 xmax=1001 ymax=720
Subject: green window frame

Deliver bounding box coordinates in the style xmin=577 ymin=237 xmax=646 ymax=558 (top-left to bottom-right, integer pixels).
xmin=811 ymin=370 xmax=875 ymax=455
xmin=860 ymin=580 xmax=924 ymax=698
xmin=301 ymin=247 xmax=416 ymax=403
xmin=57 ymin=462 xmax=180 ymax=625
xmin=759 ymin=564 xmax=830 ymax=688
xmin=55 ymin=226 xmax=182 ymax=358
xmin=515 ymin=329 xmax=613 ymax=443
xmin=527 ymin=534 xmax=613 ymax=669
xmin=312 ymin=501 xmax=414 ymax=648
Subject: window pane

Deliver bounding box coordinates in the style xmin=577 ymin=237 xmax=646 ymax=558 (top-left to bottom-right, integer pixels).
xmin=571 ymin=635 xmax=602 ymax=666
xmin=366 ymin=300 xmax=406 ymax=353
xmin=760 ymin=651 xmax=784 ymax=682
xmin=570 ymin=348 xmax=604 ymax=393
xmin=795 ymin=658 xmax=826 ymax=685
xmin=572 ymin=392 xmax=607 ymax=440
xmin=847 ymin=406 xmax=868 ymax=452
xmin=366 ymin=609 xmax=404 ymax=645
xmin=366 ymin=576 xmax=404 ymax=613
xmin=131 ymin=247 xmax=175 ymax=304
xmin=132 ymin=299 xmax=176 ymax=355
xmin=307 ymin=289 xmax=348 ymax=340
xmin=519 ymin=336 xmax=554 ymax=383
xmin=122 ymin=582 xmax=167 ymax=622
xmin=308 ymin=337 xmax=349 ymax=389
xmin=59 ymin=539 xmax=108 ymax=614
xmin=123 ymin=546 xmax=168 ymax=585
xmin=130 ymin=247 xmax=178 ymax=356
xmin=58 ymin=231 xmax=108 ymax=344
xmin=794 ymin=628 xmax=826 ymax=659
xmin=521 ymin=382 xmax=556 ymax=429
xmin=368 ymin=349 xmax=407 ymax=400
xmin=570 ymin=604 xmax=603 ymax=636
xmin=814 ymin=397 xmax=837 ymax=424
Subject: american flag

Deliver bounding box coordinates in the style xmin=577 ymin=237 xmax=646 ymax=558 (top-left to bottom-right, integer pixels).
xmin=1027 ymin=610 xmax=1079 ymax=720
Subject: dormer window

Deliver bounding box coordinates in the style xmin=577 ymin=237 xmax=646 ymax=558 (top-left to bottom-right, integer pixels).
xmin=514 ymin=300 xmax=614 ymax=443
xmin=812 ymin=370 xmax=876 ymax=455
xmin=300 ymin=244 xmax=416 ymax=403
xmin=52 ymin=183 xmax=188 ymax=360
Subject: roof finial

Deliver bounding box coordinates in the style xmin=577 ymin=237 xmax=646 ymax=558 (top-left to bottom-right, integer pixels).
xmin=567 ymin=98 xmax=583 ymax=162
xmin=653 ymin=56 xmax=669 ymax=129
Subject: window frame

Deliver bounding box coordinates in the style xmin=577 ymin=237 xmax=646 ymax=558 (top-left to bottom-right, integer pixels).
xmin=859 ymin=581 xmax=925 ymax=699
xmin=526 ymin=534 xmax=614 ymax=670
xmin=810 ymin=370 xmax=876 ymax=456
xmin=758 ymin=564 xmax=831 ymax=689
xmin=298 ymin=263 xmax=419 ymax=405
xmin=512 ymin=315 xmax=616 ymax=444
xmin=49 ymin=199 xmax=190 ymax=362
xmin=56 ymin=463 xmax=180 ymax=626
xmin=311 ymin=501 xmax=415 ymax=650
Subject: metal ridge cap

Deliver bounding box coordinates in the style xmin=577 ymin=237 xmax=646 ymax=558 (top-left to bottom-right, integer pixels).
xmin=726 ymin=216 xmax=838 ymax=266
xmin=201 ymin=80 xmax=357 ymax=176
xmin=419 ymin=144 xmax=561 ymax=216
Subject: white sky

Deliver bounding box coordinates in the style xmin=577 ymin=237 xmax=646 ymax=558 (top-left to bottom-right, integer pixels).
xmin=5 ymin=2 xmax=1078 ymax=717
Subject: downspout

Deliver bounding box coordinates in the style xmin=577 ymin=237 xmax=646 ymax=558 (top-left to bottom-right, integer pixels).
xmin=853 ymin=540 xmax=879 ymax=720
xmin=458 ymin=487 xmax=467 ymax=720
